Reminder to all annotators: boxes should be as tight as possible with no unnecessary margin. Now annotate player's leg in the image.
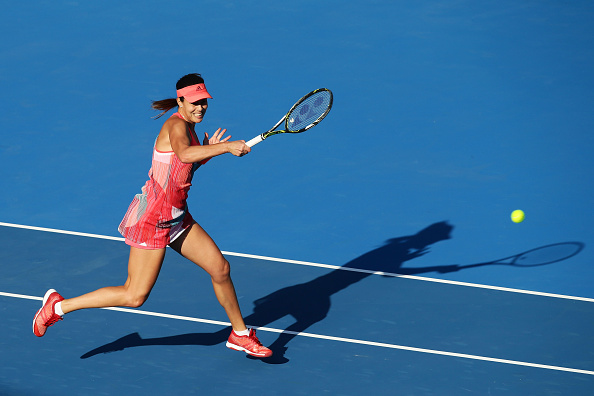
[61,246,166,312]
[169,222,272,357]
[34,247,166,337]
[169,222,245,330]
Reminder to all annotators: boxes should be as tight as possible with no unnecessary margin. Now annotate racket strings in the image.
[287,90,332,132]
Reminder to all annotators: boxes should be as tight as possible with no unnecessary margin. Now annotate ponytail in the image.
[151,98,179,119]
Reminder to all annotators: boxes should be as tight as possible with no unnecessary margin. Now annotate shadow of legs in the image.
[80,327,231,359]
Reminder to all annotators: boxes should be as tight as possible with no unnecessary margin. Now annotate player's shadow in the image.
[80,222,584,364]
[81,221,453,361]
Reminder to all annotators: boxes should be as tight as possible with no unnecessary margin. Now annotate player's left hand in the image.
[203,128,232,145]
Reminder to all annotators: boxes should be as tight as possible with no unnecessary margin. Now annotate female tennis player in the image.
[33,73,272,358]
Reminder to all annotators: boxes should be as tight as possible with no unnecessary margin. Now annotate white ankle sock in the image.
[54,301,64,316]
[234,328,250,336]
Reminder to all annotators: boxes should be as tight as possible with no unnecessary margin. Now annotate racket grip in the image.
[246,135,263,147]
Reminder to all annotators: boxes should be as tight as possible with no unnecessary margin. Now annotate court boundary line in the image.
[1,221,592,304]
[2,291,593,376]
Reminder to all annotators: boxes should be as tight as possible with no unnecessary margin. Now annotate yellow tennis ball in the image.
[511,210,525,223]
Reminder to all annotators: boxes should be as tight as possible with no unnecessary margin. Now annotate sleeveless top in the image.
[118,112,208,248]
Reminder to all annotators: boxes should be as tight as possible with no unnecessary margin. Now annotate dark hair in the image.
[151,73,205,119]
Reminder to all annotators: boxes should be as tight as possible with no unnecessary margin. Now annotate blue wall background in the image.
[1,0,593,298]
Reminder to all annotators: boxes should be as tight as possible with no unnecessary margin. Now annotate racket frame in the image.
[246,88,333,147]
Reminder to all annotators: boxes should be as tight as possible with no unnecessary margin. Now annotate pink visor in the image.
[176,83,212,102]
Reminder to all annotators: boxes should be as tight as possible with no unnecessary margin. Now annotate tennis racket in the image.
[246,88,333,147]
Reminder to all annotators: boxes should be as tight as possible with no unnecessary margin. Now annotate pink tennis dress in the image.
[118,113,208,249]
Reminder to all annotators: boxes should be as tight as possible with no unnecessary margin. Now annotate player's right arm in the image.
[158,117,249,163]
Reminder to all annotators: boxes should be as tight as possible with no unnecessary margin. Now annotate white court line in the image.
[0,222,124,242]
[2,221,593,303]
[3,291,593,376]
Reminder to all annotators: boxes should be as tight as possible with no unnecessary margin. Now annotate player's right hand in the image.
[228,140,251,157]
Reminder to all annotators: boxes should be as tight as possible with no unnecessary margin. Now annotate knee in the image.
[210,259,231,284]
[124,292,150,308]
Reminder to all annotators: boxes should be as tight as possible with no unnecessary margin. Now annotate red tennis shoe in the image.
[33,289,64,337]
[226,329,272,358]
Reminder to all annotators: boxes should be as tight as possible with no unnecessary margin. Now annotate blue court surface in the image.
[1,1,594,395]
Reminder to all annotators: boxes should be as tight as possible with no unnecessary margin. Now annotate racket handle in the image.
[246,135,263,147]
